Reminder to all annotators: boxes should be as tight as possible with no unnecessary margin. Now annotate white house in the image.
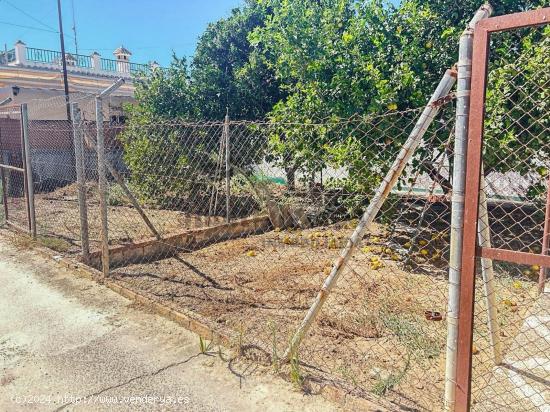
[0,41,160,120]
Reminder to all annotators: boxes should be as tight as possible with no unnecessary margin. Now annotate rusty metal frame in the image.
[454,7,550,412]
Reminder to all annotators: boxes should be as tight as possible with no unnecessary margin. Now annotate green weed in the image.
[199,336,212,354]
[269,321,280,372]
[289,353,304,388]
[37,235,71,253]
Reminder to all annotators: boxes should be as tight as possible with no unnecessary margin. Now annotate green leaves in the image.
[124,0,548,209]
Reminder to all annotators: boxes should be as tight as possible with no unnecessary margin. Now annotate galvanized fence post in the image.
[225,112,231,223]
[20,103,36,239]
[80,133,161,241]
[445,5,494,410]
[0,167,8,222]
[95,97,109,276]
[70,102,90,261]
[454,19,491,412]
[445,30,473,411]
[477,169,501,365]
[0,97,12,224]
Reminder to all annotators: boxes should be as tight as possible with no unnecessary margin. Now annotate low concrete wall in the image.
[86,215,271,270]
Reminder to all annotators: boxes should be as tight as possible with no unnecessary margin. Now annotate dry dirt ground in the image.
[0,233,341,412]
[4,184,226,254]
[107,223,540,411]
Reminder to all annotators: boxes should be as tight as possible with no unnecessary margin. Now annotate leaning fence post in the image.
[94,78,125,276]
[70,102,90,261]
[478,169,502,365]
[445,5,493,411]
[81,133,161,240]
[95,96,109,276]
[225,112,231,223]
[283,68,457,361]
[20,103,36,239]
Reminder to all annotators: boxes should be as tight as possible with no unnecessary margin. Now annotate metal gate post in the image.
[445,6,492,409]
[0,98,11,222]
[20,103,36,239]
[454,21,489,412]
[94,78,125,276]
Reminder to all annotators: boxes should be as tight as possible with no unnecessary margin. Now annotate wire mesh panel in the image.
[461,14,550,412]
[24,96,80,252]
[23,94,113,254]
[0,106,28,232]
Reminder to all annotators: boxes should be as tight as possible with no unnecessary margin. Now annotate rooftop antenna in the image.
[71,0,78,55]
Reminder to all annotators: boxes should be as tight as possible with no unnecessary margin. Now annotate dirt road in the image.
[0,235,337,411]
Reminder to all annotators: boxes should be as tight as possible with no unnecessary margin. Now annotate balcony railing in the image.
[130,61,152,74]
[100,57,152,75]
[2,45,162,77]
[26,47,93,69]
[100,57,118,72]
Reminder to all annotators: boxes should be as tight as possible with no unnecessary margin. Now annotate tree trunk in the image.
[286,166,296,191]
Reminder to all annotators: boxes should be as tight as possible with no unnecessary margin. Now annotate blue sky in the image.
[0,0,245,66]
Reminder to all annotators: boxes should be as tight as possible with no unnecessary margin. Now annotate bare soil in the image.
[4,183,226,253]
[107,222,538,411]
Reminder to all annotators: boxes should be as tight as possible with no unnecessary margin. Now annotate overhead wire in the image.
[1,0,58,32]
[0,0,76,41]
[0,20,57,33]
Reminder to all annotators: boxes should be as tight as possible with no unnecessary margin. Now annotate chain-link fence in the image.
[1,7,548,412]
[108,105,456,411]
[3,79,547,411]
[11,93,122,253]
[8,89,457,409]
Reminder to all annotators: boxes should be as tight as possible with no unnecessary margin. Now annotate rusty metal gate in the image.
[0,104,35,237]
[456,7,550,412]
